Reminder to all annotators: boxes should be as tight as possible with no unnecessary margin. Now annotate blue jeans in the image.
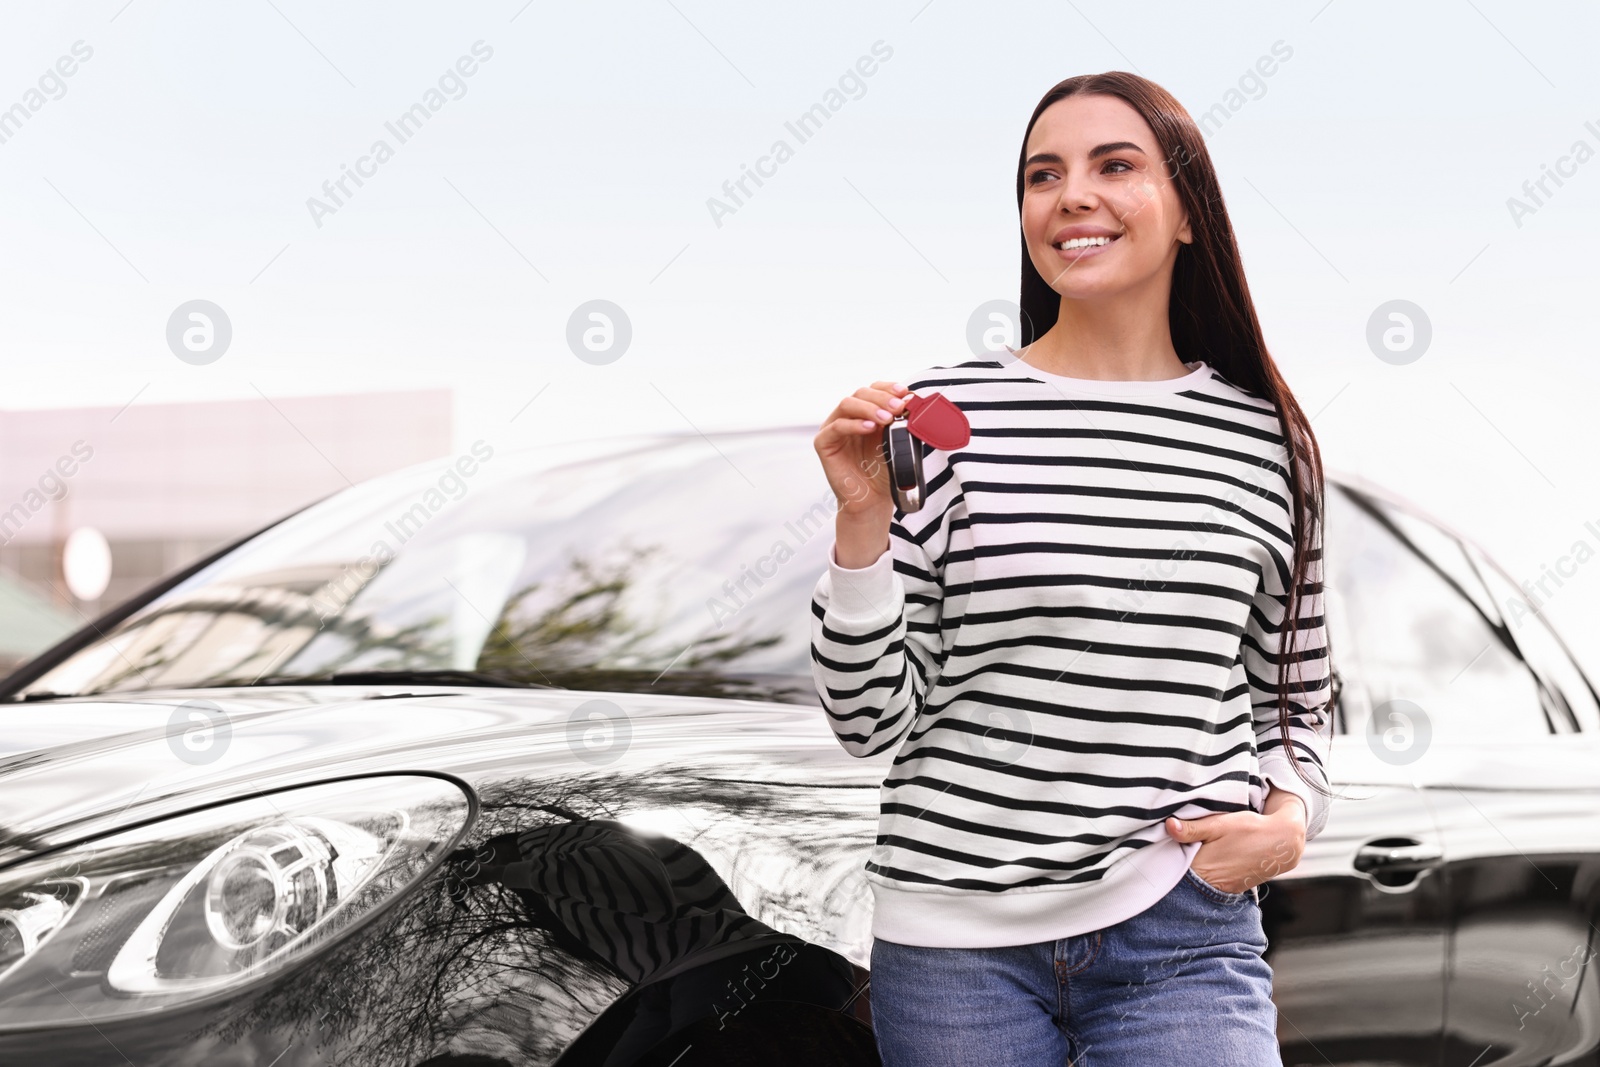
[868,868,1280,1066]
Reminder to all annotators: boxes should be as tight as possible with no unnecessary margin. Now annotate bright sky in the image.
[3,1,1599,664]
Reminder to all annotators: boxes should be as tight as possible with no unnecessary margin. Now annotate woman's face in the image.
[1020,93,1192,301]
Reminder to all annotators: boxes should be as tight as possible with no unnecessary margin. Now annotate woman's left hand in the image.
[1164,790,1307,894]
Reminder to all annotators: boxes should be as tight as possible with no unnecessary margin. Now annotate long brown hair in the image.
[1014,72,1338,812]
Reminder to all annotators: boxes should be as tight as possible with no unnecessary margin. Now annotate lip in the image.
[1050,225,1123,244]
[1049,232,1122,263]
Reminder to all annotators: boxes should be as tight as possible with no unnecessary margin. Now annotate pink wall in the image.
[0,389,452,545]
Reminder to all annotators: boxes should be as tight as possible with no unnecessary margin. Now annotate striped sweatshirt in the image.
[809,351,1334,949]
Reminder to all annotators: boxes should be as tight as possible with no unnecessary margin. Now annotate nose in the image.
[1056,163,1096,213]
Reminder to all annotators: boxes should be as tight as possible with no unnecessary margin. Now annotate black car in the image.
[0,427,1596,1066]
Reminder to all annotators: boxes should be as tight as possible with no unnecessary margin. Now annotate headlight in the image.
[0,774,472,1029]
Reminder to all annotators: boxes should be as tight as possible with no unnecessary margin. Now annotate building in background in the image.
[0,571,77,673]
[0,389,452,673]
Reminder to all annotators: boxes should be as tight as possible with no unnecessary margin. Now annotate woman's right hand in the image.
[815,380,911,566]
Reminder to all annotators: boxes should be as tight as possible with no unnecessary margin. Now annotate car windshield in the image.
[11,431,842,706]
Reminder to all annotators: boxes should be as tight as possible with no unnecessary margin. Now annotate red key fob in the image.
[903,392,971,450]
[880,391,969,512]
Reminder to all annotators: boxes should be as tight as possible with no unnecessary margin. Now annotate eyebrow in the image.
[1024,141,1146,168]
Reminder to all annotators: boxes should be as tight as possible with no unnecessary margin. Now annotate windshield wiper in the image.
[251,669,562,690]
[6,669,563,702]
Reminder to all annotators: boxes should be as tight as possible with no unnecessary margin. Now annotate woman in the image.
[809,71,1337,1066]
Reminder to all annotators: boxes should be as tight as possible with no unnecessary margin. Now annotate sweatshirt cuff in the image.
[822,542,902,623]
[1260,755,1328,841]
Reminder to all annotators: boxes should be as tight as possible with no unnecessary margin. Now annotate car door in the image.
[1390,519,1600,1067]
[1271,482,1449,1066]
[1329,488,1600,1066]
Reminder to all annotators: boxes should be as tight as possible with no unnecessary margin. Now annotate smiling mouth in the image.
[1051,234,1122,251]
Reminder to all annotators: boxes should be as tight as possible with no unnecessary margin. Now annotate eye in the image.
[1026,169,1057,186]
[1103,160,1133,174]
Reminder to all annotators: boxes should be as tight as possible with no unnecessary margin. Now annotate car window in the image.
[14,434,836,706]
[1382,506,1505,630]
[1324,486,1550,742]
[1379,498,1593,735]
[1461,539,1600,734]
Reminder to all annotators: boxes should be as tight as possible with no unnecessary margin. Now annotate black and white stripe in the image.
[488,818,781,986]
[810,354,1333,947]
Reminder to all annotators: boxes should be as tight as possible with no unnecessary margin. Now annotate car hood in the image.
[0,685,868,867]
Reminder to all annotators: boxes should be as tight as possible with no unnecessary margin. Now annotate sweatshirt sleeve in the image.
[1246,502,1335,842]
[809,439,957,759]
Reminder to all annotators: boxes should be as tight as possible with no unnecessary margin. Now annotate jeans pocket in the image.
[1183,866,1251,905]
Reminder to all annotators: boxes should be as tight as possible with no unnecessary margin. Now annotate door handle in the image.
[1353,838,1443,874]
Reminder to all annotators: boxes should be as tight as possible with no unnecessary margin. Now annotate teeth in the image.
[1054,236,1116,250]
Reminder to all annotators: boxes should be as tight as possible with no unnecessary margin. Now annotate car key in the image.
[880,391,971,512]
